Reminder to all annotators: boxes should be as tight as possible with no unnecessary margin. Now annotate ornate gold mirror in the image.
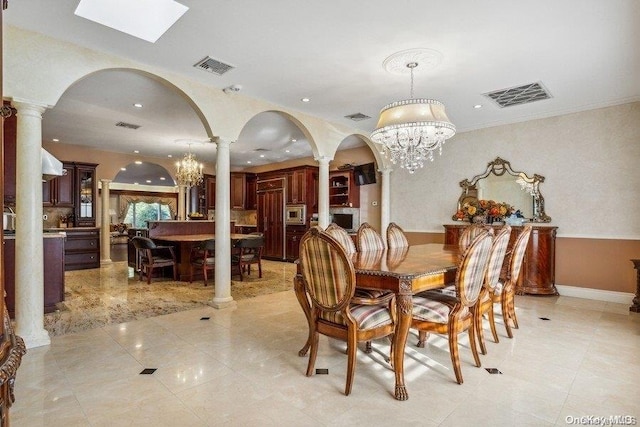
[453,157,551,223]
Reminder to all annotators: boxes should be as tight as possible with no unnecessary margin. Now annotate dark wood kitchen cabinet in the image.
[285,226,306,261]
[230,172,246,210]
[2,100,15,203]
[74,163,98,227]
[42,162,74,207]
[64,228,100,270]
[245,173,257,210]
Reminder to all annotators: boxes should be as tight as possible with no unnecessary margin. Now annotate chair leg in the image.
[305,330,319,377]
[258,261,262,278]
[468,321,481,368]
[448,329,463,385]
[416,330,428,348]
[488,305,499,343]
[189,264,194,284]
[203,266,208,286]
[502,292,514,339]
[147,267,153,284]
[172,264,177,281]
[138,266,143,281]
[475,307,487,355]
[239,263,244,281]
[345,330,358,396]
[510,293,519,329]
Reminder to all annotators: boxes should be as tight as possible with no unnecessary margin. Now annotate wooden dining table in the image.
[152,233,262,281]
[294,243,460,401]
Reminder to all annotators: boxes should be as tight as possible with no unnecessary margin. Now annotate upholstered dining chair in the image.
[356,222,385,252]
[298,227,396,396]
[494,225,532,338]
[473,225,511,354]
[411,231,493,384]
[325,223,357,255]
[386,222,409,249]
[131,236,177,284]
[231,236,265,281]
[459,224,494,253]
[189,238,215,286]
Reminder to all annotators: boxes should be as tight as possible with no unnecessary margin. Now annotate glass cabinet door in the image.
[75,164,98,227]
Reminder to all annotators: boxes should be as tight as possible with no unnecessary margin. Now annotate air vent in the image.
[345,113,371,121]
[115,121,141,130]
[194,56,234,75]
[254,148,270,152]
[484,82,551,108]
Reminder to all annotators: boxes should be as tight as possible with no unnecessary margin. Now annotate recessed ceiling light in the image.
[259,154,265,158]
[159,177,166,180]
[474,104,483,109]
[74,0,189,43]
[167,154,172,158]
[247,161,252,164]
[285,150,290,153]
[145,180,152,183]
[120,167,127,171]
[301,98,310,103]
[133,150,139,153]
[291,139,297,142]
[52,138,59,142]
[133,103,143,108]
[134,182,139,185]
[134,161,142,165]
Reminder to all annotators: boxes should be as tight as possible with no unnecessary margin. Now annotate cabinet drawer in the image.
[65,237,99,251]
[65,252,100,268]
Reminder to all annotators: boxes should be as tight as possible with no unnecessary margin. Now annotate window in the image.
[124,202,172,228]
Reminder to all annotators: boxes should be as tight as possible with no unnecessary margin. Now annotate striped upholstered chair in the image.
[298,228,396,396]
[325,223,357,255]
[473,225,511,354]
[386,222,409,249]
[411,230,493,384]
[493,225,532,338]
[459,224,494,253]
[356,222,385,252]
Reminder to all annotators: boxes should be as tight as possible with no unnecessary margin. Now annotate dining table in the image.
[152,233,262,281]
[294,243,460,401]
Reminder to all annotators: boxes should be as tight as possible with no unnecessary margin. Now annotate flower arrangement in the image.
[454,199,512,223]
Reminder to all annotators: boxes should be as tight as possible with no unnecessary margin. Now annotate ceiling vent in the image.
[254,148,270,152]
[483,82,551,108]
[345,113,371,121]
[194,56,234,76]
[115,121,141,130]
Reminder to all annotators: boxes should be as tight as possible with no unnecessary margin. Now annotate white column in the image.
[100,179,112,264]
[379,167,392,235]
[212,139,236,309]
[315,156,331,229]
[13,100,50,348]
[177,185,186,220]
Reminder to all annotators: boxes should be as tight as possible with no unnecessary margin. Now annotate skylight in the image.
[74,0,188,43]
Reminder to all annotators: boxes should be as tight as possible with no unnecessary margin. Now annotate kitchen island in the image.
[4,232,66,316]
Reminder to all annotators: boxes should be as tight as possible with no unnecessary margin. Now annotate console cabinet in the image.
[443,224,558,295]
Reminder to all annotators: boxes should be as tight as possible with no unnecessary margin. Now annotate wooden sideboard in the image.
[444,224,558,295]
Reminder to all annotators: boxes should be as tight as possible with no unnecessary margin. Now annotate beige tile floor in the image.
[12,267,640,426]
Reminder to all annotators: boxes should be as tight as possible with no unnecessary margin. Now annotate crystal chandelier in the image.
[175,148,203,187]
[371,57,456,174]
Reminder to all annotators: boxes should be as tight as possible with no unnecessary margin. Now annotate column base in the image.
[100,258,113,265]
[19,329,51,349]
[210,298,237,310]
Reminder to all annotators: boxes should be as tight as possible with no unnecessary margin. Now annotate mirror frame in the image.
[453,157,551,223]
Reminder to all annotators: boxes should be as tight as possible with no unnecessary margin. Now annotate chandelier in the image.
[371,52,456,173]
[175,148,203,187]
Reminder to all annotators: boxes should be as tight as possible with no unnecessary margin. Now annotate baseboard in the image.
[556,285,634,304]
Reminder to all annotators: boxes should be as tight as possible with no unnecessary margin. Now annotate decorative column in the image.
[212,139,236,309]
[379,167,392,236]
[177,184,186,220]
[13,100,50,348]
[315,156,331,229]
[100,179,112,264]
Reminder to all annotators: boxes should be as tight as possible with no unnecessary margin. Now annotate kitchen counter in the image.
[4,232,66,239]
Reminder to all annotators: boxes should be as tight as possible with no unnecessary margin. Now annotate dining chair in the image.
[493,225,532,338]
[325,223,356,254]
[411,230,493,384]
[473,225,511,354]
[298,227,396,396]
[131,236,177,284]
[189,238,215,286]
[459,223,494,253]
[356,222,385,252]
[231,236,265,281]
[386,222,409,249]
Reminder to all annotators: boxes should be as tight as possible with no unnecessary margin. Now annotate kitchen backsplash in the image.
[43,207,73,228]
[209,209,257,226]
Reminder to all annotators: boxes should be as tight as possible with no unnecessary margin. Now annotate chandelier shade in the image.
[371,55,456,173]
[175,152,203,187]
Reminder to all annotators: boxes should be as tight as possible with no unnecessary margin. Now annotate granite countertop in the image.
[5,232,66,240]
[235,224,257,227]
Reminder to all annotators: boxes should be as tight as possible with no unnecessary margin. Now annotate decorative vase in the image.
[472,215,487,224]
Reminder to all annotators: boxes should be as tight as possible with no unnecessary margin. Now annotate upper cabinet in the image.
[43,162,74,207]
[74,163,98,227]
[202,173,257,211]
[245,173,257,210]
[286,169,307,205]
[230,172,246,210]
[329,170,360,208]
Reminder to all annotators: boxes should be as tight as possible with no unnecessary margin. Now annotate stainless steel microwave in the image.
[285,205,306,225]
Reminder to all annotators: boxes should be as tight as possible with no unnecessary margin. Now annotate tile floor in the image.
[13,278,640,426]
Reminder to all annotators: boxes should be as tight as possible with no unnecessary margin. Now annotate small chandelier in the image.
[175,146,203,187]
[371,52,456,173]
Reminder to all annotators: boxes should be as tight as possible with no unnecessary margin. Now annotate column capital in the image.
[12,99,49,118]
[314,155,332,165]
[378,166,393,175]
[214,138,233,148]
